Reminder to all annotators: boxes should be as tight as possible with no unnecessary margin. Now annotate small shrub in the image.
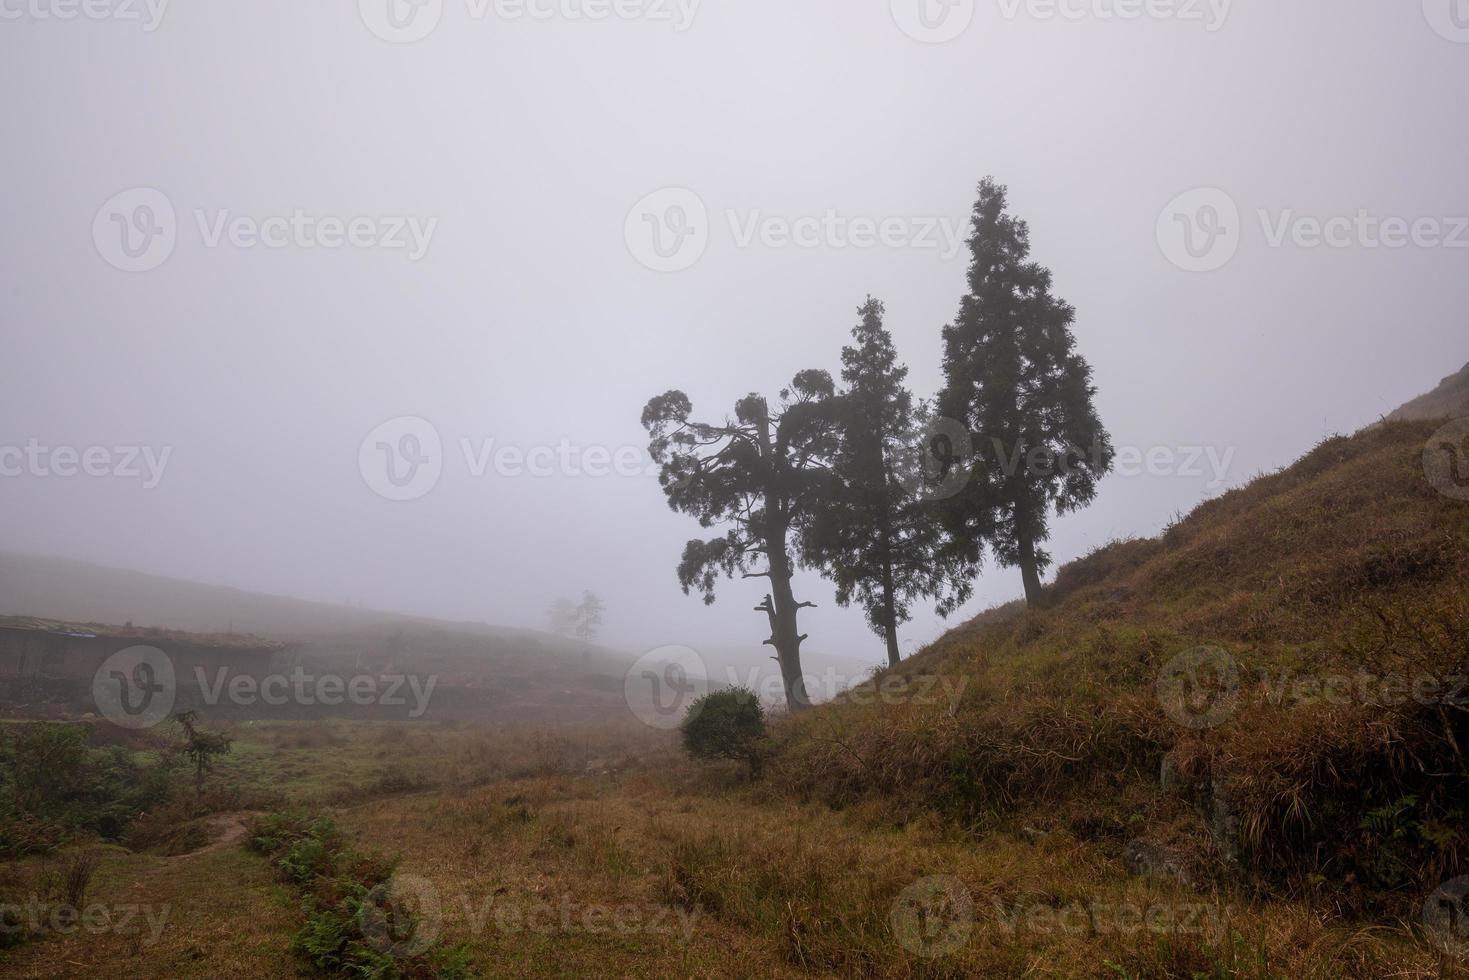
[680,688,766,776]
[173,711,233,793]
[56,849,99,912]
[0,723,176,856]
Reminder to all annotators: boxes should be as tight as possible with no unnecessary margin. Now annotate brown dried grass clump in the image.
[769,418,1469,919]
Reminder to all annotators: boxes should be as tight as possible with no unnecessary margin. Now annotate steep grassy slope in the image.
[767,417,1468,916]
[1389,361,1469,421]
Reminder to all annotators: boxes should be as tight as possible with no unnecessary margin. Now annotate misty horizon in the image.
[3,1,1466,665]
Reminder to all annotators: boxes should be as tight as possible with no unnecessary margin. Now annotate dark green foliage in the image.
[937,177,1113,605]
[173,710,233,793]
[0,723,174,856]
[804,297,980,665]
[249,810,473,978]
[681,688,766,775]
[643,375,841,710]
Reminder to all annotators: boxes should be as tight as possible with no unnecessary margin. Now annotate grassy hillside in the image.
[752,418,1466,948]
[1389,361,1469,421]
[4,418,1465,979]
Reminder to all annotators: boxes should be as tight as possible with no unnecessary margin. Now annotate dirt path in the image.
[169,811,263,860]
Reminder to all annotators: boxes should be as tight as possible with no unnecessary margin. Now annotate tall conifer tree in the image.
[806,298,976,666]
[938,179,1113,606]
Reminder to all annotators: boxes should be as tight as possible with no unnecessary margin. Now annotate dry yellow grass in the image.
[3,418,1465,978]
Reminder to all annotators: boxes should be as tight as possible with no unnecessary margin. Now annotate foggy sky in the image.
[2,1,1466,672]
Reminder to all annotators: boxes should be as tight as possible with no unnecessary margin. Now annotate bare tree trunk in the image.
[767,550,812,712]
[1017,533,1044,608]
[1011,478,1046,608]
[880,556,901,668]
[882,618,900,669]
[751,403,812,712]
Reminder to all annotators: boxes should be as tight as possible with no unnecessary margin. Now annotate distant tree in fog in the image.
[546,592,604,650]
[574,591,604,647]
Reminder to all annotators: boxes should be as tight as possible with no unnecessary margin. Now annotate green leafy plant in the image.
[173,710,233,793]
[680,688,766,776]
[249,810,474,978]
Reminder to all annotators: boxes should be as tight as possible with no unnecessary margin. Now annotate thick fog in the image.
[1,1,1466,670]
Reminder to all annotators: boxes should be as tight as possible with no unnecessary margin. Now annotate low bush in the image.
[248,810,473,978]
[680,688,766,776]
[0,723,175,856]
